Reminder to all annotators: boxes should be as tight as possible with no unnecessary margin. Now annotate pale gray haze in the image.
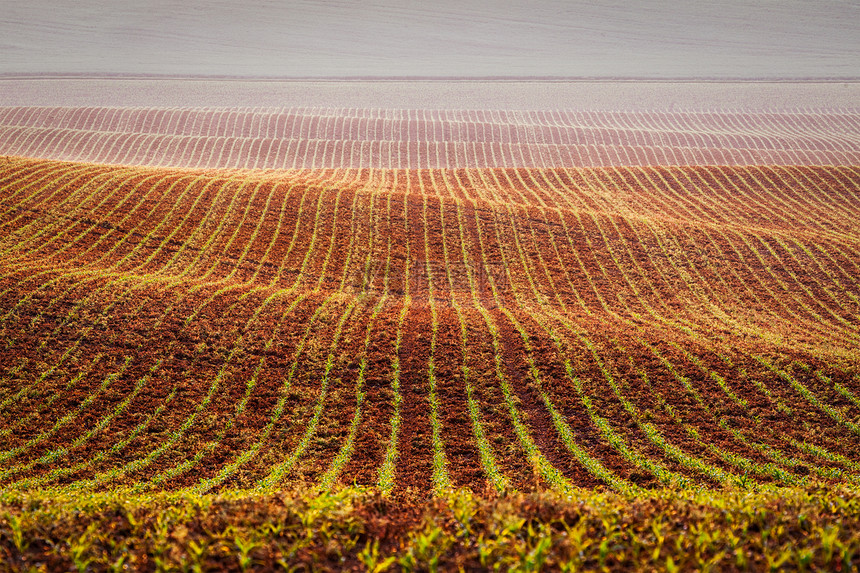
[1,0,859,78]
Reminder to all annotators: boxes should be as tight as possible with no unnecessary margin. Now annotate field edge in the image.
[2,485,860,571]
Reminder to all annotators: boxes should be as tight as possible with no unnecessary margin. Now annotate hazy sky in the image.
[1,1,858,77]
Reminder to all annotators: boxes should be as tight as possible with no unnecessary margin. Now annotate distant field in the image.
[2,1,858,77]
[1,96,859,569]
[2,105,859,168]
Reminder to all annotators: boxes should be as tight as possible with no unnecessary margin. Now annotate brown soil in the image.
[0,156,858,495]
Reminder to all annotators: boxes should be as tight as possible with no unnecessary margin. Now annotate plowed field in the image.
[2,155,859,500]
[3,106,859,169]
[1,102,860,569]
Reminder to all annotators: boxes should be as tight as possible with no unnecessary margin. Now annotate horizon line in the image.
[2,73,859,84]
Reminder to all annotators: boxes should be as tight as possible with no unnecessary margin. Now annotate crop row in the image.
[0,157,858,495]
[1,106,858,169]
[3,107,858,148]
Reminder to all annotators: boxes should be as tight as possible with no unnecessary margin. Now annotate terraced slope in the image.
[2,106,859,169]
[1,156,858,498]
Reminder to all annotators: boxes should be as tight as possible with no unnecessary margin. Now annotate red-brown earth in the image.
[0,156,858,498]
